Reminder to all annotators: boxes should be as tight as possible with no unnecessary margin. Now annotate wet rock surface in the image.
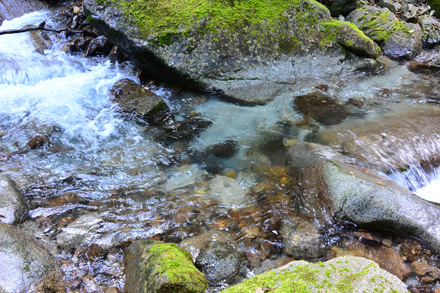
[0,223,64,292]
[124,240,207,292]
[110,78,171,125]
[0,0,48,24]
[0,175,28,225]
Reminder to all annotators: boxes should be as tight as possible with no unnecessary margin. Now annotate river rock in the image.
[294,92,348,125]
[179,231,235,261]
[0,0,48,24]
[412,259,440,282]
[84,0,379,105]
[0,223,64,292]
[418,15,440,47]
[280,216,325,259]
[124,240,207,292]
[110,78,171,125]
[223,255,408,292]
[323,160,440,253]
[0,175,28,225]
[378,0,402,13]
[347,5,422,59]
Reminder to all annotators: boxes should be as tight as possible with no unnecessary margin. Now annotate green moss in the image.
[144,243,207,291]
[106,0,330,47]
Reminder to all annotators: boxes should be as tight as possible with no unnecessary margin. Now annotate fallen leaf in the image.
[376,182,386,186]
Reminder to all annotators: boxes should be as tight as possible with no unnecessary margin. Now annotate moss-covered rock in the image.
[321,20,381,58]
[84,0,379,104]
[223,255,408,292]
[347,5,422,59]
[124,240,208,293]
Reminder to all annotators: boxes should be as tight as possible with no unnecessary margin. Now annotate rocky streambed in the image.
[2,0,440,292]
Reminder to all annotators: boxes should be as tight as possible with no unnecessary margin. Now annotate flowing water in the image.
[2,6,440,292]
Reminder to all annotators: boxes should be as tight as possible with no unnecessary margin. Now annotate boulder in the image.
[0,223,64,292]
[180,231,242,285]
[323,160,440,253]
[418,15,440,47]
[0,0,47,24]
[124,240,207,293]
[84,0,379,105]
[0,175,28,225]
[347,5,422,59]
[110,79,171,125]
[223,255,408,292]
[280,216,325,259]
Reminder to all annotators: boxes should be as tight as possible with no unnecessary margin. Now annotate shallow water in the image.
[2,7,440,292]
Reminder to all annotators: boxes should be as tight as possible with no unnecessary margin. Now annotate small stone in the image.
[400,239,422,263]
[294,92,347,125]
[412,259,440,282]
[87,243,104,260]
[0,130,7,138]
[105,287,120,293]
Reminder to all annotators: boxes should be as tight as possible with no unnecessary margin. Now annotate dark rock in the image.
[83,0,378,104]
[205,140,238,158]
[86,243,104,260]
[347,5,422,59]
[180,231,235,262]
[280,216,325,259]
[294,92,348,125]
[159,117,212,142]
[195,242,242,285]
[84,35,113,57]
[0,223,64,292]
[0,175,28,225]
[27,134,50,149]
[328,0,357,17]
[110,78,171,125]
[124,240,207,293]
[223,256,408,292]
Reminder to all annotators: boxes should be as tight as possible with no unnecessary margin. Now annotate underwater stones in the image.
[347,5,422,59]
[321,20,381,58]
[124,240,207,293]
[0,175,28,225]
[159,117,212,142]
[294,92,347,125]
[411,259,440,283]
[180,231,234,261]
[207,175,253,208]
[280,216,325,260]
[110,79,171,125]
[223,255,408,292]
[0,223,64,292]
[205,139,238,159]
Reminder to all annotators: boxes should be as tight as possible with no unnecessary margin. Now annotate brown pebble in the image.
[27,135,50,149]
[87,243,104,260]
[0,130,7,138]
[315,84,329,91]
[347,98,364,107]
[105,287,120,293]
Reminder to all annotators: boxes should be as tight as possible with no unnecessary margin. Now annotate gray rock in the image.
[56,212,104,249]
[195,241,242,285]
[124,240,207,293]
[347,5,422,59]
[378,0,402,13]
[0,175,28,225]
[281,216,325,259]
[180,231,234,262]
[418,15,440,47]
[0,223,64,292]
[323,160,440,253]
[223,255,408,292]
[0,0,47,24]
[83,0,378,105]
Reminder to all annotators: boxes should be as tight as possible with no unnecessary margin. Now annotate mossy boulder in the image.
[124,240,208,293]
[84,0,379,105]
[223,255,408,292]
[347,5,422,59]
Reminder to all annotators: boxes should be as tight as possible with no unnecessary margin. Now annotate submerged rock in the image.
[294,91,348,125]
[84,0,379,104]
[110,79,171,125]
[0,223,64,292]
[0,175,28,225]
[223,255,408,292]
[281,216,325,260]
[347,5,422,59]
[124,240,207,292]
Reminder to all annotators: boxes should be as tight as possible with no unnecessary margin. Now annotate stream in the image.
[2,4,440,293]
